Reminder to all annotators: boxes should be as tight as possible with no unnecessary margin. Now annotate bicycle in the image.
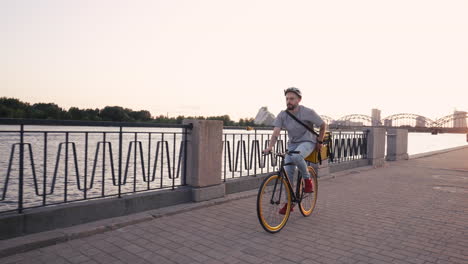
[257,150,318,233]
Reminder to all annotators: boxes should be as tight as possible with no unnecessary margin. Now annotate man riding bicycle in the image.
[263,87,326,214]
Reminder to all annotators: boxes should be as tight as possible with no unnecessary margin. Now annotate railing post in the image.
[386,128,409,161]
[118,126,122,198]
[18,124,24,213]
[254,129,257,176]
[84,132,88,199]
[43,132,48,205]
[64,133,69,203]
[183,127,188,186]
[182,119,224,202]
[367,127,386,167]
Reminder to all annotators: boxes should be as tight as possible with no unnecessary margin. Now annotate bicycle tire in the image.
[298,166,318,217]
[257,174,292,233]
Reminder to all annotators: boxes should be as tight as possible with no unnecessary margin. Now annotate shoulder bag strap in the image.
[285,110,323,164]
[285,110,320,137]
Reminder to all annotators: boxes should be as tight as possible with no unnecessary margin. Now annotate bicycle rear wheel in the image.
[299,166,318,217]
[257,174,292,233]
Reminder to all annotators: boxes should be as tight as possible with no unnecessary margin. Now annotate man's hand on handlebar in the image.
[263,147,273,155]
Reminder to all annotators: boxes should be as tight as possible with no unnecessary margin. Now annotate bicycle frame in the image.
[258,151,318,233]
[270,156,305,205]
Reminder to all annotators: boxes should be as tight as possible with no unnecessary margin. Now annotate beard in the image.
[287,103,297,110]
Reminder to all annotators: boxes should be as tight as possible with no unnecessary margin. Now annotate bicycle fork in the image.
[270,174,284,205]
[270,171,299,205]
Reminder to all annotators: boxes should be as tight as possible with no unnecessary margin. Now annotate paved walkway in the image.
[1,147,468,264]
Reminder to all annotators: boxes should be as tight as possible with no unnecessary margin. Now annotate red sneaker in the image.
[279,203,294,215]
[304,179,314,193]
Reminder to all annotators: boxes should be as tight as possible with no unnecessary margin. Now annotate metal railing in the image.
[330,130,368,163]
[222,127,288,181]
[0,119,191,214]
[221,127,368,180]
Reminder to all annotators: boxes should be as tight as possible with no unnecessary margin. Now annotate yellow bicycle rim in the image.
[258,175,291,232]
[299,167,318,216]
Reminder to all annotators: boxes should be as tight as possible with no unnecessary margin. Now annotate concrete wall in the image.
[329,159,370,173]
[0,188,192,240]
[310,160,330,178]
[225,173,271,195]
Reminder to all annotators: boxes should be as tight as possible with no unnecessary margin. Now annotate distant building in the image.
[371,109,382,126]
[453,111,467,128]
[384,119,392,127]
[254,107,275,126]
[415,116,426,127]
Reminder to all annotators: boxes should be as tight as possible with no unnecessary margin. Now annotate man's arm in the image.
[264,127,282,153]
[316,122,327,150]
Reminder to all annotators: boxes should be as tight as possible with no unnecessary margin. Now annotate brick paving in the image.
[1,148,467,264]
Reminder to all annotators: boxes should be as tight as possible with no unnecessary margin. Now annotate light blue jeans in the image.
[284,142,315,188]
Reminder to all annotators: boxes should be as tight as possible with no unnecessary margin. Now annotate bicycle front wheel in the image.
[299,166,318,217]
[257,174,292,233]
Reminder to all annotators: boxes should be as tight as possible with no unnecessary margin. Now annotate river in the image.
[408,132,467,155]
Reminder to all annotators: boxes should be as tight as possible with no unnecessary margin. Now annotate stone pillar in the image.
[386,128,409,161]
[182,119,225,202]
[367,128,386,167]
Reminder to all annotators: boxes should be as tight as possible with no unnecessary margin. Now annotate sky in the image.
[1,0,467,121]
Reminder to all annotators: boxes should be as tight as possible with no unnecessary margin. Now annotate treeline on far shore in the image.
[0,97,258,126]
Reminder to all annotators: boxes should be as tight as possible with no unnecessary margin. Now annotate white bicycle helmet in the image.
[284,87,302,98]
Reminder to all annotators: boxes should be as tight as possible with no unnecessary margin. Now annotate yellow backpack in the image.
[285,110,333,164]
[305,131,332,164]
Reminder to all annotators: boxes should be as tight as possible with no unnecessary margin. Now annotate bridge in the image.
[323,110,468,134]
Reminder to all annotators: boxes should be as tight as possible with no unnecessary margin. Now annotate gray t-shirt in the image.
[273,105,324,144]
